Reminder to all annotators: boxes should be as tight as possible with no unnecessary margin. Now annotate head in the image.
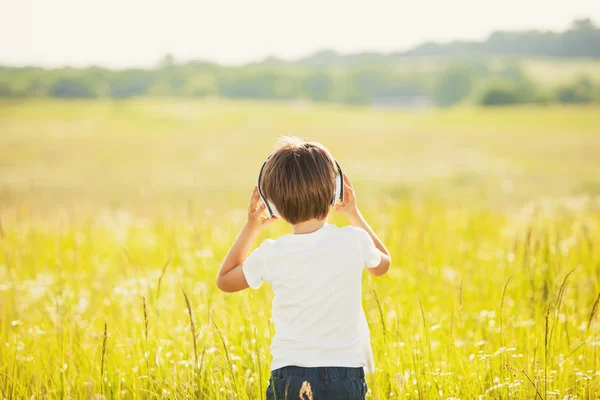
[259,137,339,225]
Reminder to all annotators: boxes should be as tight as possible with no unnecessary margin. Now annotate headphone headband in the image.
[257,155,344,219]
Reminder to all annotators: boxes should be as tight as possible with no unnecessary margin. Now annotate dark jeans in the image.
[266,366,367,400]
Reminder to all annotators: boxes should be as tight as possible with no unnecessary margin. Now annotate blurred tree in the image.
[0,82,12,97]
[185,72,218,96]
[49,77,97,98]
[434,65,473,106]
[498,64,538,103]
[479,86,521,106]
[110,70,152,98]
[303,72,334,102]
[556,76,596,103]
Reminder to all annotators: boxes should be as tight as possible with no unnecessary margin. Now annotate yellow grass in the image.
[1,99,599,398]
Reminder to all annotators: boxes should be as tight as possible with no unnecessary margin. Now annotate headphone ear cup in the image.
[257,157,277,218]
[333,159,344,205]
[333,173,343,205]
[259,194,279,218]
[269,202,280,218]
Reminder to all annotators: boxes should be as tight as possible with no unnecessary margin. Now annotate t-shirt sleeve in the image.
[242,241,271,289]
[355,228,382,268]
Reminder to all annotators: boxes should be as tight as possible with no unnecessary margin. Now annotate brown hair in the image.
[260,137,337,224]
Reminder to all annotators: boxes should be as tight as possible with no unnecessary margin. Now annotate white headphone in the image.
[256,155,344,219]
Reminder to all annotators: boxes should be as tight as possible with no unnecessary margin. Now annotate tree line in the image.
[0,19,599,107]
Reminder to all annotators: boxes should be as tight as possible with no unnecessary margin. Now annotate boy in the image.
[216,137,391,399]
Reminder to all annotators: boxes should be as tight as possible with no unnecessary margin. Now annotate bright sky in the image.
[1,0,598,68]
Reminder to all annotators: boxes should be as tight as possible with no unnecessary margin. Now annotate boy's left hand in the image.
[247,186,277,230]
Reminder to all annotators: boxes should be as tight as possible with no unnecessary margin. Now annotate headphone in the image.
[257,155,344,219]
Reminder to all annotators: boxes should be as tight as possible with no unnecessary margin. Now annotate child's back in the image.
[244,224,381,373]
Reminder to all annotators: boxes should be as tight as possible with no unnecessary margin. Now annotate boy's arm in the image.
[347,210,391,276]
[216,187,276,292]
[334,175,392,276]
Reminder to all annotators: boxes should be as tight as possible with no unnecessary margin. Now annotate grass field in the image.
[1,99,600,399]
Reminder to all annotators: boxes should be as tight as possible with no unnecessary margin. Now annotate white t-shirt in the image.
[242,223,381,374]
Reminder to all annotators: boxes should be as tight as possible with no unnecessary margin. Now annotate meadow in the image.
[1,99,600,399]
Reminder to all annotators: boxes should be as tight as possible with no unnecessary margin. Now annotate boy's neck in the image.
[292,218,327,235]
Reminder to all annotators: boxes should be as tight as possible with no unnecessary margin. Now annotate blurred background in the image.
[1,1,599,212]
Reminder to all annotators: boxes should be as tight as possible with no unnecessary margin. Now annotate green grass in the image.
[1,99,600,399]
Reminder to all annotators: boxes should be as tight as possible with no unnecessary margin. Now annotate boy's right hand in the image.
[247,186,277,231]
[333,174,360,220]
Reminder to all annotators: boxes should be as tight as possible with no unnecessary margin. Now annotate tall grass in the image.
[3,199,596,398]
